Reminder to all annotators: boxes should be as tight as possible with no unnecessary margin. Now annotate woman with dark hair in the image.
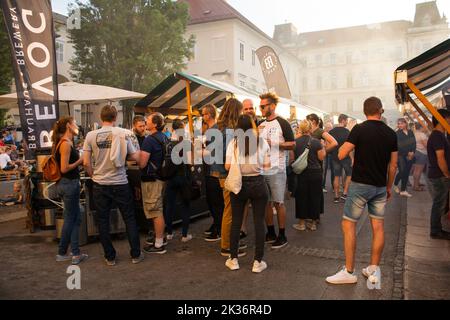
[393,118,416,197]
[225,114,270,273]
[53,117,87,265]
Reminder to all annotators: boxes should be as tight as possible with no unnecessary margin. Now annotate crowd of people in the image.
[48,92,450,285]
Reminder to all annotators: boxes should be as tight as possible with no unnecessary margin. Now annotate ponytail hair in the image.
[51,117,73,150]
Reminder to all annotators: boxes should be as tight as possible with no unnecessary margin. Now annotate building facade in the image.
[182,0,303,102]
[274,1,449,124]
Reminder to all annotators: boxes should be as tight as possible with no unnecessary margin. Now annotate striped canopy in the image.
[395,39,450,104]
[135,72,234,115]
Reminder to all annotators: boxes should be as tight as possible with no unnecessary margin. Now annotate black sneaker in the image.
[145,237,167,246]
[333,197,340,203]
[204,232,221,242]
[265,233,277,244]
[220,248,247,257]
[204,224,215,236]
[143,245,167,254]
[271,236,288,249]
[340,194,348,201]
[240,231,247,240]
[430,230,450,240]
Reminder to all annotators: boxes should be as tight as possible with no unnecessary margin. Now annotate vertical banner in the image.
[256,46,292,99]
[1,0,59,159]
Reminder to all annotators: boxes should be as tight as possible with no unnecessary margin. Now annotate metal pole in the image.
[185,80,194,137]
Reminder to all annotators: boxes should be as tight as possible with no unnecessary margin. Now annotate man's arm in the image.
[322,132,338,153]
[436,150,450,178]
[128,150,140,163]
[279,141,295,151]
[139,151,150,170]
[83,150,93,177]
[338,142,355,161]
[386,151,398,201]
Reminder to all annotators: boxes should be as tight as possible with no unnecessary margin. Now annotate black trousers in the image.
[205,176,224,234]
[230,175,269,262]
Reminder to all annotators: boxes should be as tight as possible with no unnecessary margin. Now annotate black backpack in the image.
[149,134,178,181]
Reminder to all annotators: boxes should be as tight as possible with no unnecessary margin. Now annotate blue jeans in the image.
[394,156,414,192]
[164,175,191,237]
[428,177,450,235]
[57,178,81,256]
[343,182,387,222]
[93,183,141,260]
[323,154,335,189]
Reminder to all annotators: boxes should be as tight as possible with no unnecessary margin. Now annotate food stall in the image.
[394,38,450,133]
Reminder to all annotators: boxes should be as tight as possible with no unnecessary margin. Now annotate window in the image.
[302,77,308,92]
[315,54,322,67]
[212,37,225,61]
[346,52,352,64]
[347,99,354,112]
[240,42,244,61]
[332,100,338,113]
[361,71,369,87]
[316,76,322,90]
[239,80,245,88]
[347,73,353,88]
[56,40,64,63]
[252,49,256,66]
[331,72,337,89]
[330,53,336,65]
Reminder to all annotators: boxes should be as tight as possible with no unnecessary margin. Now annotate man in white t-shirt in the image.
[0,147,18,171]
[83,105,142,266]
[258,92,295,249]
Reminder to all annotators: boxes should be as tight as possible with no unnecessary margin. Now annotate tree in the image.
[0,7,14,126]
[69,0,195,127]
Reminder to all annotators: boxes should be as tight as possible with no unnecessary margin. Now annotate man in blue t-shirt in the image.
[139,112,168,254]
[427,109,450,240]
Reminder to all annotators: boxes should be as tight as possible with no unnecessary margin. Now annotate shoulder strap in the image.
[52,138,70,156]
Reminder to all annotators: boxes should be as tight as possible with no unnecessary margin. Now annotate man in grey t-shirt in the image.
[83,105,142,266]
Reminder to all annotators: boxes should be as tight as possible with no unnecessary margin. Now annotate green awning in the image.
[135,72,233,115]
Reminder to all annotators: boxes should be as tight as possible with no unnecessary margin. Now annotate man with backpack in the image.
[139,112,174,254]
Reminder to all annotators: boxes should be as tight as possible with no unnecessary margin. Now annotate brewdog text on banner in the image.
[1,0,59,159]
[256,46,292,99]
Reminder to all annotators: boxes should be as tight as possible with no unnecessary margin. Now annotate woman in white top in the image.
[413,123,429,191]
[224,115,271,273]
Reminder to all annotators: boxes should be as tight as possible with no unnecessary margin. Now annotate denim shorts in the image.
[343,182,387,222]
[264,172,287,204]
[414,151,427,166]
[333,158,353,177]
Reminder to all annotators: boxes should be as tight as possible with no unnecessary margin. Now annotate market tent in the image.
[135,72,232,115]
[0,81,146,109]
[394,39,450,132]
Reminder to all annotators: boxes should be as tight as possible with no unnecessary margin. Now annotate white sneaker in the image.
[393,186,400,194]
[400,191,412,198]
[292,223,306,231]
[323,188,328,193]
[252,260,267,273]
[181,234,193,243]
[326,267,357,284]
[362,265,381,289]
[225,258,239,271]
[166,233,174,240]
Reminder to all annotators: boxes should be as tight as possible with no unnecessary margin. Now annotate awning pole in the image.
[406,80,450,134]
[185,80,194,138]
[407,95,433,131]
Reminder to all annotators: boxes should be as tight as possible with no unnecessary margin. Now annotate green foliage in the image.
[0,7,13,95]
[69,0,195,126]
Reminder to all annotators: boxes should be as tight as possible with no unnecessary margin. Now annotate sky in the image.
[52,0,450,36]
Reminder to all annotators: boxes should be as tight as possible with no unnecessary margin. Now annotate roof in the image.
[182,0,292,51]
[395,39,450,104]
[413,1,447,28]
[297,20,412,47]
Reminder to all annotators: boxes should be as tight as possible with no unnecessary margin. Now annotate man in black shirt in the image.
[326,97,398,286]
[329,114,352,203]
[427,109,450,240]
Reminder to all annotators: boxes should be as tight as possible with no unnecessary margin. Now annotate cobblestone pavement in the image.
[0,187,405,300]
